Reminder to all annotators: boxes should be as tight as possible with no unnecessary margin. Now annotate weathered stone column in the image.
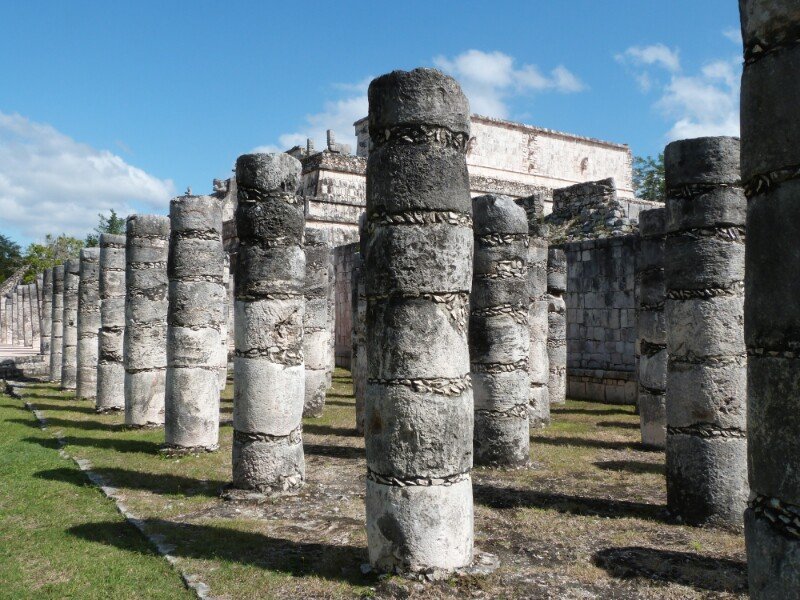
[303,228,330,417]
[0,293,6,344]
[76,248,101,400]
[4,294,12,344]
[364,69,474,573]
[12,286,22,345]
[352,213,368,434]
[524,218,550,427]
[327,258,336,387]
[547,248,567,405]
[49,266,64,382]
[471,194,530,467]
[664,136,747,529]
[40,269,53,357]
[637,208,667,449]
[217,254,230,390]
[31,279,42,349]
[740,2,800,594]
[96,234,127,412]
[231,152,306,493]
[22,284,32,347]
[164,194,225,452]
[61,259,80,389]
[124,215,170,427]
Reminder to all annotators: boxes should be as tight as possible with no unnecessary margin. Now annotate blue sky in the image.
[0,0,741,246]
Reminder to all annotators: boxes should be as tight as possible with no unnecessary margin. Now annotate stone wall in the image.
[563,235,638,404]
[333,242,358,369]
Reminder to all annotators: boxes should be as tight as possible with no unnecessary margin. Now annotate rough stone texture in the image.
[76,248,101,400]
[351,249,366,434]
[96,234,127,412]
[217,254,230,390]
[60,259,80,389]
[364,68,474,573]
[164,195,225,451]
[30,280,41,349]
[636,208,667,449]
[563,236,638,404]
[124,215,170,427]
[303,227,330,418]
[49,266,64,382]
[546,179,637,243]
[22,284,32,347]
[740,1,800,594]
[232,152,306,492]
[664,136,747,530]
[547,248,567,405]
[40,268,53,357]
[470,194,530,466]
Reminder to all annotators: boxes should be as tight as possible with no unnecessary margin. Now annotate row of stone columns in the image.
[0,282,43,347]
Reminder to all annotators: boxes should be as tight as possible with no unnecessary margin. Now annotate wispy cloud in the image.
[616,37,740,141]
[723,27,742,44]
[0,111,174,243]
[434,49,585,118]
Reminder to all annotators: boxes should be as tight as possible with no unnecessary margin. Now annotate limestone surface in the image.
[40,268,53,357]
[303,227,331,418]
[232,152,306,492]
[76,248,101,400]
[547,248,567,405]
[61,259,80,389]
[124,215,170,427]
[664,136,747,530]
[49,265,65,382]
[164,194,225,451]
[364,68,474,573]
[96,234,127,412]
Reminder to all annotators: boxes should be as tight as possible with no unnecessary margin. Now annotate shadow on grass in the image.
[36,467,226,498]
[594,460,664,475]
[7,417,124,432]
[324,401,355,408]
[534,436,654,452]
[596,421,639,430]
[69,519,371,585]
[304,443,364,460]
[24,435,161,454]
[25,401,98,414]
[593,546,747,593]
[303,423,360,438]
[553,407,632,417]
[473,484,668,522]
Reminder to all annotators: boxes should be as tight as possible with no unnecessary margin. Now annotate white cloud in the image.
[0,111,174,243]
[723,27,742,44]
[616,44,681,72]
[434,49,585,118]
[617,37,741,141]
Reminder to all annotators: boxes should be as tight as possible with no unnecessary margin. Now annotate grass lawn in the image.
[1,370,748,599]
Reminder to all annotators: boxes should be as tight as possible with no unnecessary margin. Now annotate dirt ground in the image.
[8,370,747,599]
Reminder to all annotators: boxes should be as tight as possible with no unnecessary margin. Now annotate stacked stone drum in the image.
[96,234,127,412]
[61,259,80,390]
[49,265,65,382]
[303,228,330,417]
[547,248,567,405]
[76,247,101,400]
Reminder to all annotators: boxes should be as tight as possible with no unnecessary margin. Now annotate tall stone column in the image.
[22,285,32,347]
[61,259,80,389]
[31,279,42,349]
[303,228,330,417]
[740,1,800,594]
[352,213,368,434]
[664,136,747,529]
[49,266,65,382]
[364,69,474,573]
[76,248,101,400]
[217,254,230,390]
[164,194,225,452]
[526,221,550,427]
[231,152,306,493]
[5,294,12,344]
[0,293,5,344]
[327,258,336,387]
[40,268,53,357]
[124,215,170,427]
[12,287,21,345]
[96,234,127,412]
[470,194,530,467]
[547,248,567,405]
[637,209,667,449]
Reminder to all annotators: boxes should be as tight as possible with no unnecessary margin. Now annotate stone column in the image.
[22,285,32,347]
[12,287,22,345]
[740,1,800,594]
[527,222,550,427]
[303,228,330,417]
[40,269,53,357]
[352,213,368,434]
[470,194,530,467]
[637,208,667,449]
[61,259,80,389]
[327,258,336,387]
[76,248,101,400]
[49,266,64,382]
[0,293,5,344]
[217,254,230,390]
[31,279,42,349]
[4,294,12,344]
[164,194,225,452]
[96,234,127,412]
[231,152,305,493]
[364,69,474,573]
[664,136,747,529]
[124,215,170,427]
[547,248,567,405]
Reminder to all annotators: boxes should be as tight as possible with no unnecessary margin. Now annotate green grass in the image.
[0,392,192,600]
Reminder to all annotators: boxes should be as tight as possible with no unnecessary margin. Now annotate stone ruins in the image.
[2,4,799,588]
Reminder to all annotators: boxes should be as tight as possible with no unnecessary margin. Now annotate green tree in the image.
[0,233,23,282]
[21,234,85,282]
[633,153,665,201]
[85,209,128,247]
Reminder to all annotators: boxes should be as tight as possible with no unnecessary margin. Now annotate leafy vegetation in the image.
[633,153,665,201]
[0,233,23,281]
